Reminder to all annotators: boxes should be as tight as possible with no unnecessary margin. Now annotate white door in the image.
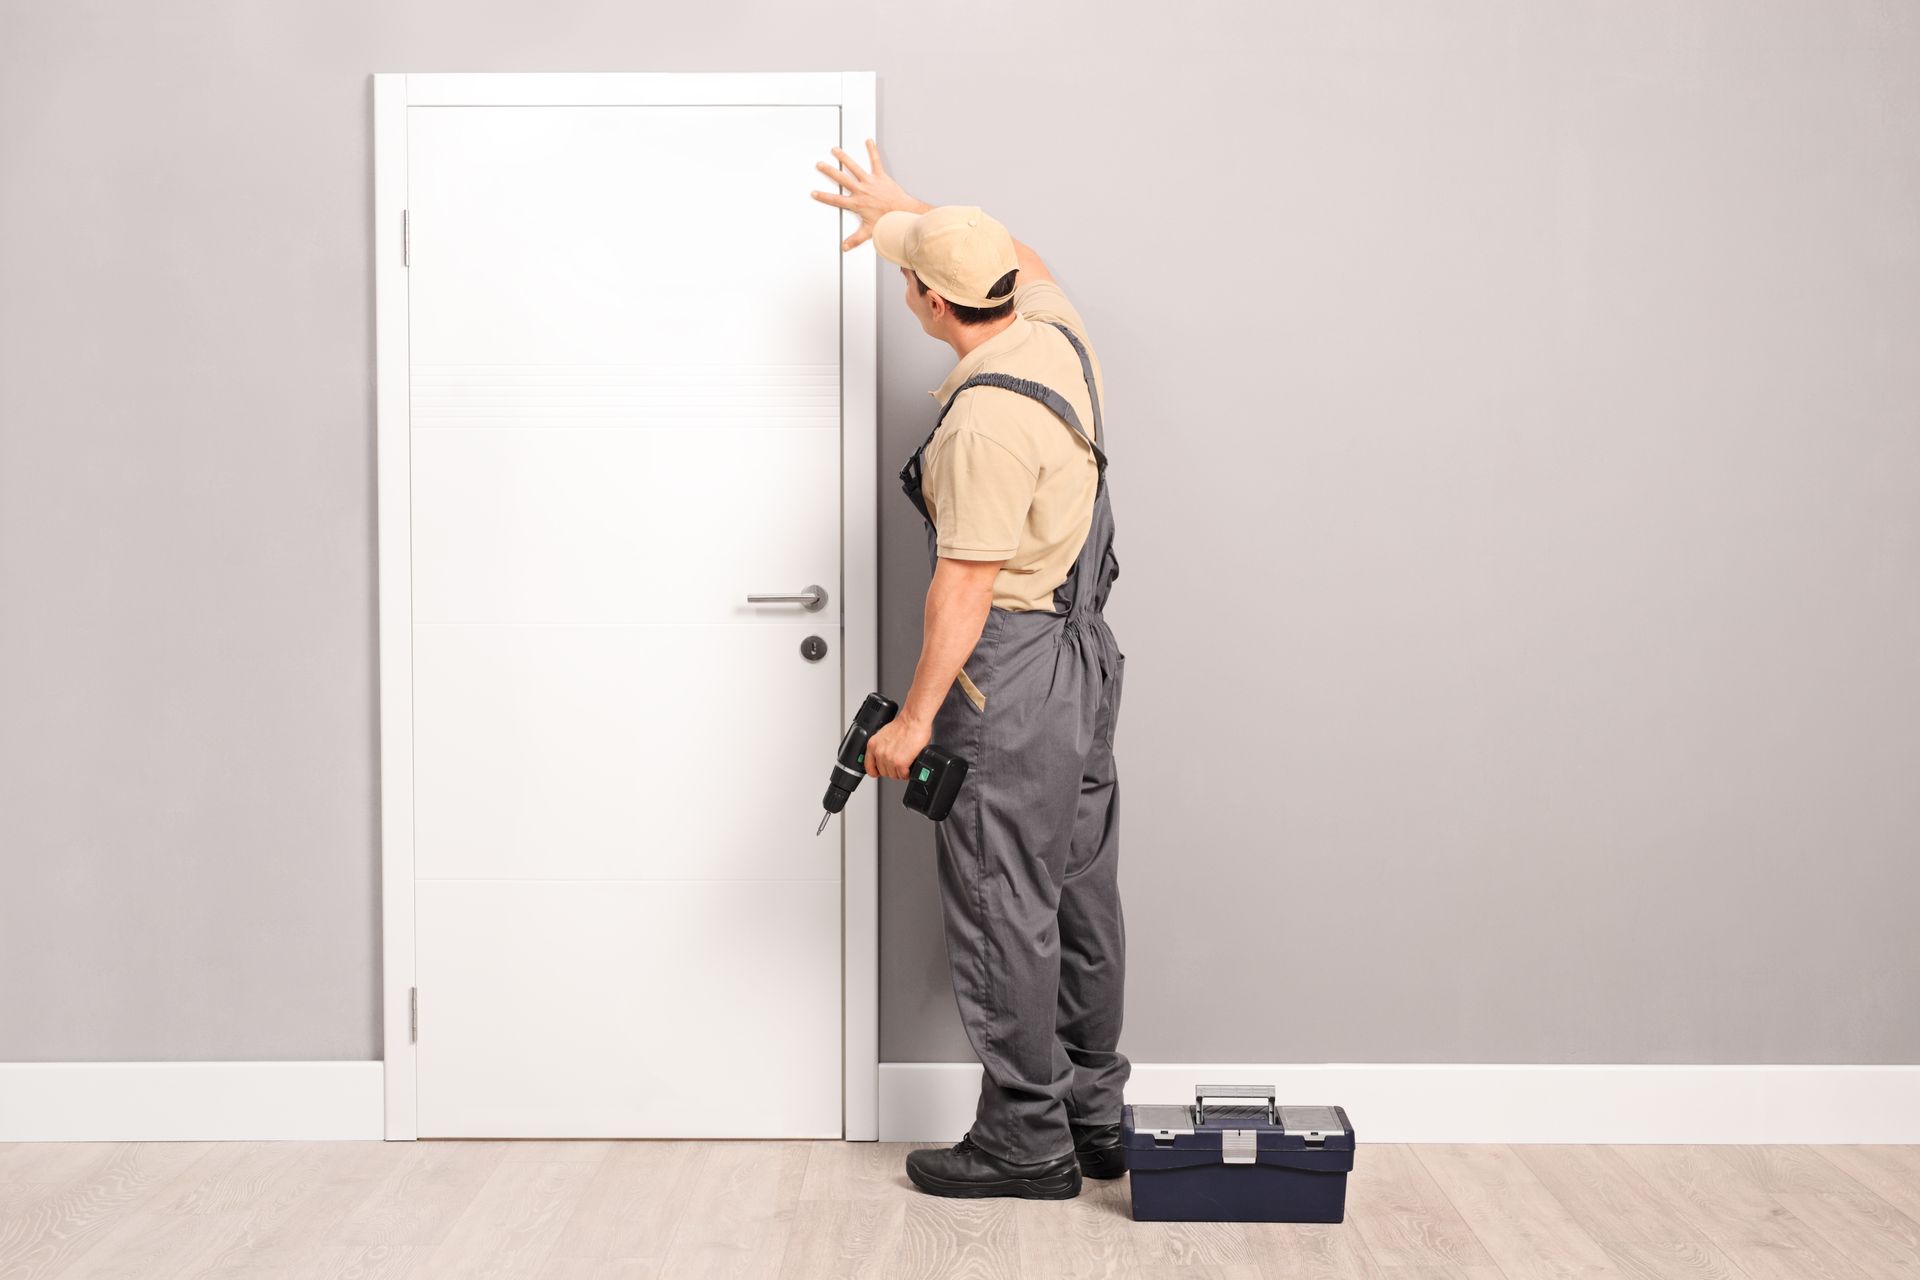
[399,100,847,1137]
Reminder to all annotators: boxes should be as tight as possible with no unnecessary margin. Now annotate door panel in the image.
[412,621,841,882]
[416,878,842,1138]
[408,105,841,364]
[405,102,845,1136]
[410,424,840,625]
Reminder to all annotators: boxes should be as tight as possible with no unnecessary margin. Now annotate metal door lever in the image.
[747,584,828,612]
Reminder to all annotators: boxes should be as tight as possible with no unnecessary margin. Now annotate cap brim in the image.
[871,209,919,268]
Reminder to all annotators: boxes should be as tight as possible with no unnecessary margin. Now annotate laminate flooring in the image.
[3,1140,1917,1279]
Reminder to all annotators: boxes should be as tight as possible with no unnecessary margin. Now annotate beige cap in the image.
[872,205,1019,309]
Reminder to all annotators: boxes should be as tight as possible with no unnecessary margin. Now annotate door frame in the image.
[371,71,880,1141]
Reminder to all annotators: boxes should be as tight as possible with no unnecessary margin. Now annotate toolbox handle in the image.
[1195,1083,1277,1126]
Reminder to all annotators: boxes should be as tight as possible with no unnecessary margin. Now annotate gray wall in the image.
[2,1,1915,1065]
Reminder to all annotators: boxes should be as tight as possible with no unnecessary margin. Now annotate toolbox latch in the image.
[1221,1129,1257,1164]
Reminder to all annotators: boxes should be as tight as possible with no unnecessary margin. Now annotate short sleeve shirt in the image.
[920,279,1106,613]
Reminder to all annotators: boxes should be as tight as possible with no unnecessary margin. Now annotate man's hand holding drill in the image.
[864,712,933,781]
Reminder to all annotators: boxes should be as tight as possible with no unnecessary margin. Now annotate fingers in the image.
[832,145,870,184]
[811,147,882,256]
[862,727,912,780]
[815,159,859,190]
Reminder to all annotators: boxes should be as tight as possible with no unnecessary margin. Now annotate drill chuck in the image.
[821,762,865,815]
[820,693,899,816]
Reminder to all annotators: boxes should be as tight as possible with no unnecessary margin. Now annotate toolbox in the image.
[1122,1085,1355,1223]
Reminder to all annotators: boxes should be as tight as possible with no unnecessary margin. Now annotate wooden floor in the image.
[2,1140,1918,1279]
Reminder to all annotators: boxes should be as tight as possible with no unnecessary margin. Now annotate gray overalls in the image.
[899,320,1129,1165]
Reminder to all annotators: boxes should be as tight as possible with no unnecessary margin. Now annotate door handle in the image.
[747,584,828,613]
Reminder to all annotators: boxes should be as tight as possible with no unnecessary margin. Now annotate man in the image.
[811,141,1128,1200]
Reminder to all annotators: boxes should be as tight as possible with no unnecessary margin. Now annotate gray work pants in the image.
[929,604,1129,1165]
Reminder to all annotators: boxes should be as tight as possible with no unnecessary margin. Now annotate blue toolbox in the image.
[1122,1085,1355,1223]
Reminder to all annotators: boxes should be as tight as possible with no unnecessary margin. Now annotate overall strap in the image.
[937,372,1109,473]
[1041,321,1104,452]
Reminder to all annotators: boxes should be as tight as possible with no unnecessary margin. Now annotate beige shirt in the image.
[921,278,1107,613]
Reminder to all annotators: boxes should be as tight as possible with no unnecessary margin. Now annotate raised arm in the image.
[1012,238,1053,286]
[813,137,1052,279]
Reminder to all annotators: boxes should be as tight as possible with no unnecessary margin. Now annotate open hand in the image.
[810,138,930,252]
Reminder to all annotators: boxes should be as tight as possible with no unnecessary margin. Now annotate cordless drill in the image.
[817,692,970,834]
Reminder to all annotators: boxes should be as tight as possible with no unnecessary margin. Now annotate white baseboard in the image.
[10,1060,1913,1144]
[0,1061,385,1141]
[879,1062,1920,1144]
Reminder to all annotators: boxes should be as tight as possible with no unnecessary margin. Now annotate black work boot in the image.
[904,1133,1082,1200]
[1071,1120,1128,1180]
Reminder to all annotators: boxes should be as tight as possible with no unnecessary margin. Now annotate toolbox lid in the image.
[1121,1090,1356,1161]
[1278,1106,1347,1144]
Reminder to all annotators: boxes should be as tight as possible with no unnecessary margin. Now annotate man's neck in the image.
[944,312,1018,362]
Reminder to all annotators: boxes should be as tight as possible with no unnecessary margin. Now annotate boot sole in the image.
[906,1162,1082,1200]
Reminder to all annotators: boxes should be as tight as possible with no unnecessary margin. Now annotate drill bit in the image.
[816,811,832,836]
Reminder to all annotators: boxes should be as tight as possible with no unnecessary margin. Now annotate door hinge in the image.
[401,209,410,267]
[409,986,418,1042]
